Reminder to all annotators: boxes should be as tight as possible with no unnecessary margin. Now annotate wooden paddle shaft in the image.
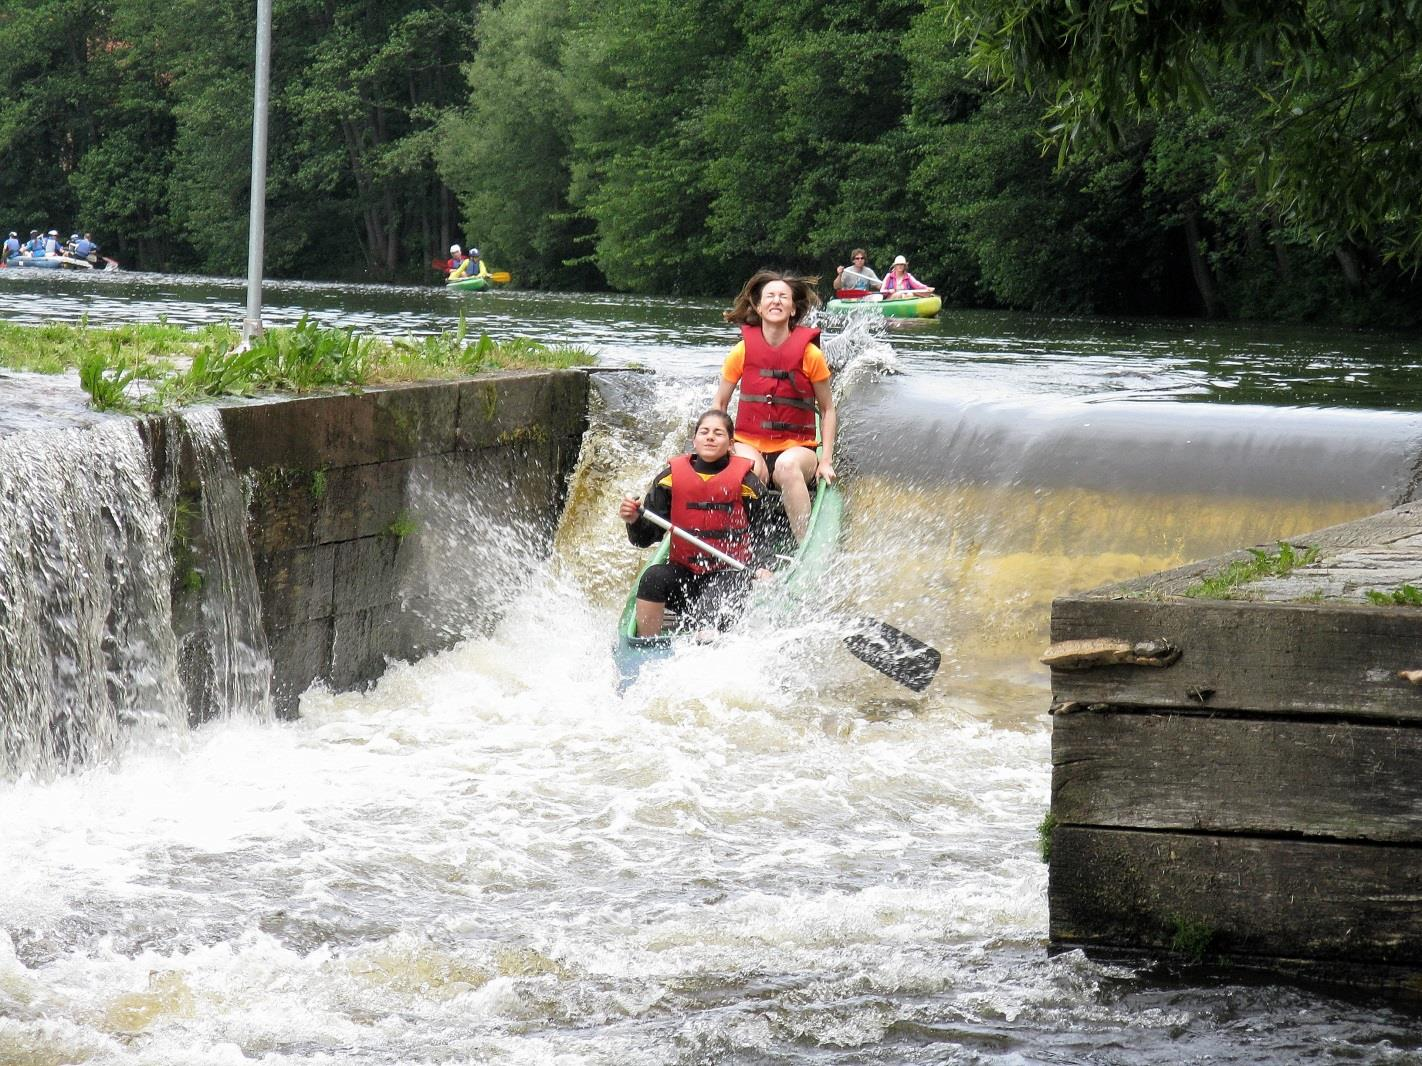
[637,508,747,572]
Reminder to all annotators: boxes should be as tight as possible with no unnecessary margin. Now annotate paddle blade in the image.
[489,271,511,283]
[844,619,940,692]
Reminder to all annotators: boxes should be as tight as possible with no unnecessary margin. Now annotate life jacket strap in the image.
[758,368,793,380]
[740,393,815,411]
[685,500,736,513]
[760,420,808,432]
[686,527,737,540]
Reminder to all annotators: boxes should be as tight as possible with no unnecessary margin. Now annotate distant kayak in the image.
[825,293,941,318]
[447,275,490,292]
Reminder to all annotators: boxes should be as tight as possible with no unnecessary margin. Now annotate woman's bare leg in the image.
[635,598,666,637]
[771,446,819,542]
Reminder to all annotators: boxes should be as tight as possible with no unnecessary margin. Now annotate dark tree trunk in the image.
[1183,208,1226,319]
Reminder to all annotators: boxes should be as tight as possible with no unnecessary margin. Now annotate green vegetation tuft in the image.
[1366,584,1422,607]
[1037,811,1057,863]
[1168,914,1215,964]
[387,511,418,540]
[1183,542,1319,599]
[0,321,592,414]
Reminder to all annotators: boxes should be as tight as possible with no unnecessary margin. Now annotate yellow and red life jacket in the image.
[668,453,754,573]
[736,324,819,442]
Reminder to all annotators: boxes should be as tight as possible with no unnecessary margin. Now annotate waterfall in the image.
[0,409,273,777]
[174,407,273,723]
[0,422,185,776]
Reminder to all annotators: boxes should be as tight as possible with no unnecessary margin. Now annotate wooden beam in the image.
[1049,597,1422,719]
[1052,712,1422,841]
[1049,827,1422,966]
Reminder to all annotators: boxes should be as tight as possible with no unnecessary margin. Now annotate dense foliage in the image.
[2,0,1417,323]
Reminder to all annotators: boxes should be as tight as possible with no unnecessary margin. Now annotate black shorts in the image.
[636,563,756,630]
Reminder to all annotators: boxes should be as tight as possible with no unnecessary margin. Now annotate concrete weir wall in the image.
[1045,503,1422,999]
[181,370,588,717]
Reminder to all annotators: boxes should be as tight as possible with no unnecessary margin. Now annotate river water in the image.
[1,270,1421,1063]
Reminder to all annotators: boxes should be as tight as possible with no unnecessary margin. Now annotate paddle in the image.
[488,271,511,283]
[635,507,940,691]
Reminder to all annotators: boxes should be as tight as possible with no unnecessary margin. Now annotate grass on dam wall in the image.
[0,316,594,412]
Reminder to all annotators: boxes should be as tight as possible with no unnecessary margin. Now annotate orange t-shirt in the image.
[721,340,831,454]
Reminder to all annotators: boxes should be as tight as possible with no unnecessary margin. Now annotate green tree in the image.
[942,0,1422,269]
[437,0,598,289]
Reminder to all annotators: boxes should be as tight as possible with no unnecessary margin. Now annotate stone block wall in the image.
[180,370,588,716]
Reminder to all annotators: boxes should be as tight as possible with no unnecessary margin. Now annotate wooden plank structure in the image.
[1044,501,1422,999]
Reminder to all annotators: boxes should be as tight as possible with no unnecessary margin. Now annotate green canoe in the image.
[825,293,941,318]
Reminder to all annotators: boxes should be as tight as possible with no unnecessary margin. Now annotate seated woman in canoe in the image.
[712,269,837,543]
[618,410,773,637]
[880,254,935,299]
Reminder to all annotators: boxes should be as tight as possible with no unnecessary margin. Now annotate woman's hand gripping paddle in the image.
[635,507,940,692]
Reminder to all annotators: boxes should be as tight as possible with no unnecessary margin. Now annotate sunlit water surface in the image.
[1,271,1420,1062]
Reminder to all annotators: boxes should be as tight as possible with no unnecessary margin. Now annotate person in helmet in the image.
[43,230,61,256]
[2,232,20,263]
[446,243,472,278]
[465,246,491,281]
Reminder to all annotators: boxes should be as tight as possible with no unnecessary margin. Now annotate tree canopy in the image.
[0,0,1416,323]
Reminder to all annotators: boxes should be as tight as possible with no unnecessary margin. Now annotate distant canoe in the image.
[825,293,942,318]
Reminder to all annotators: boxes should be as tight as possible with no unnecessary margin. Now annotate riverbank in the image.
[0,319,594,417]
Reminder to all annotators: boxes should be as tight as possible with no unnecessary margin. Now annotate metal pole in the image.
[242,0,273,343]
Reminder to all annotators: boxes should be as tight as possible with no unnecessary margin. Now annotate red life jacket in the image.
[736,324,820,443]
[668,453,754,573]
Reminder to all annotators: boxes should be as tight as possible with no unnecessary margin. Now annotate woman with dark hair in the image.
[713,269,836,542]
[618,409,773,637]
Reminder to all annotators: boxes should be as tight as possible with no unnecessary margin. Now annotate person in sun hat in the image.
[879,254,935,300]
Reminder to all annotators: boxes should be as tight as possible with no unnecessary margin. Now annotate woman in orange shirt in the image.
[712,269,836,542]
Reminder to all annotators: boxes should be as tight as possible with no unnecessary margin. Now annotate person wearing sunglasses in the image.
[833,248,881,294]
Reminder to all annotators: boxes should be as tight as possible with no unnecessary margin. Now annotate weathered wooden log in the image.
[1052,712,1422,842]
[1049,826,1422,967]
[1049,597,1422,718]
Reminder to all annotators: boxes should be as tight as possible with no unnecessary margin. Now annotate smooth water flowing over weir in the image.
[2,277,1421,1060]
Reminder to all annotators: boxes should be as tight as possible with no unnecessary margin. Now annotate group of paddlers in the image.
[833,249,935,299]
[2,229,102,264]
[618,269,835,637]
